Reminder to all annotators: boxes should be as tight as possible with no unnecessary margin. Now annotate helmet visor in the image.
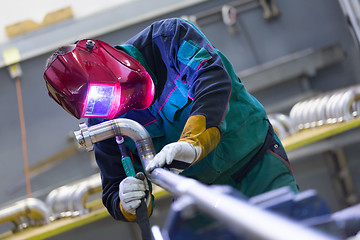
[83,84,115,118]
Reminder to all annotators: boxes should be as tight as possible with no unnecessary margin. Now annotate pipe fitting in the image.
[289,85,360,129]
[74,119,156,169]
[45,174,102,219]
[0,198,51,232]
[71,175,102,216]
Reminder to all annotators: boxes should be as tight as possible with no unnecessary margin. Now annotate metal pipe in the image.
[316,94,329,126]
[307,97,321,127]
[71,174,102,216]
[268,113,297,139]
[289,85,360,129]
[45,187,59,219]
[45,174,102,219]
[289,101,304,130]
[151,225,165,240]
[353,98,360,117]
[74,118,337,240]
[150,168,336,240]
[49,185,75,218]
[338,87,360,121]
[0,198,51,232]
[327,92,345,122]
[268,116,288,139]
[302,99,314,129]
[74,119,155,169]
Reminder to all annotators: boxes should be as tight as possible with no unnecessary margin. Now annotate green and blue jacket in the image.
[89,18,298,222]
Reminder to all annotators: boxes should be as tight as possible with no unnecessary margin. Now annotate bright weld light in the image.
[83,84,115,118]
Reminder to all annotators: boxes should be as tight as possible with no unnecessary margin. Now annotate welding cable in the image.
[134,172,151,240]
[115,135,151,240]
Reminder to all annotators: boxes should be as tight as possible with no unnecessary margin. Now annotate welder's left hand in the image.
[119,176,150,215]
[146,141,201,174]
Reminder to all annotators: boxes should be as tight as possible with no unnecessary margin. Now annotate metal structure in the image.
[0,174,102,233]
[267,84,360,140]
[289,85,360,130]
[237,44,346,113]
[268,113,297,139]
[0,198,51,232]
[74,118,338,240]
[339,0,360,49]
[45,174,102,219]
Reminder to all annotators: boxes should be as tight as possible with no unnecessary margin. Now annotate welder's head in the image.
[43,39,154,119]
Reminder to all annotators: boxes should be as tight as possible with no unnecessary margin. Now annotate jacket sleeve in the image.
[173,20,233,161]
[87,118,153,222]
[127,18,232,161]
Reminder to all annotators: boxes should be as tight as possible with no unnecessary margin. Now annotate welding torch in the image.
[115,135,151,240]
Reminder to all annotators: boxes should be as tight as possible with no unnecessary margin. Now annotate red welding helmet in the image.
[43,39,155,119]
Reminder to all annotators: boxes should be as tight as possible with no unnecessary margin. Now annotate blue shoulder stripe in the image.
[177,40,212,70]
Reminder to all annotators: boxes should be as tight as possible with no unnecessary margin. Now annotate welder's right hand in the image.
[119,176,149,215]
[146,141,201,174]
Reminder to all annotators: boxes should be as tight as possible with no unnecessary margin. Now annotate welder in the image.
[43,18,298,223]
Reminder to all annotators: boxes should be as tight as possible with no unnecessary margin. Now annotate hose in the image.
[135,172,152,240]
[115,136,151,240]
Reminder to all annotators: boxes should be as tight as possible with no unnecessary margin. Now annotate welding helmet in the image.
[43,39,155,119]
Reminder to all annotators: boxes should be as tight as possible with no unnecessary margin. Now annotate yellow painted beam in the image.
[282,118,360,152]
[1,187,169,240]
[4,208,109,240]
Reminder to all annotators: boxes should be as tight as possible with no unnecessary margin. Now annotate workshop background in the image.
[0,0,360,239]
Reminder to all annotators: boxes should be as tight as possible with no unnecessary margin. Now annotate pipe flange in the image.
[75,122,94,152]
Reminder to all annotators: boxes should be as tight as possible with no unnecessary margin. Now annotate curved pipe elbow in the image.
[72,175,102,215]
[74,118,156,169]
[24,198,51,224]
[45,174,102,219]
[0,198,51,231]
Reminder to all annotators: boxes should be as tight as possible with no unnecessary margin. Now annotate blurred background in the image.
[0,0,360,239]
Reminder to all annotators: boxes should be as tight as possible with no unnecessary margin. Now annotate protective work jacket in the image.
[88,18,298,222]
